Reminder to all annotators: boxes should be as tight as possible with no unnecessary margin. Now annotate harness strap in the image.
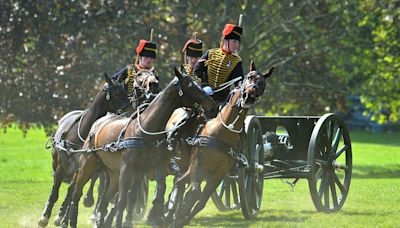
[186,136,248,166]
[59,137,167,155]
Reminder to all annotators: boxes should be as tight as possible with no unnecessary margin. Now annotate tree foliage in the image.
[0,0,398,134]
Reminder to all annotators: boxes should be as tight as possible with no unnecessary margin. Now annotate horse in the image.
[128,67,161,110]
[82,68,161,213]
[170,62,274,227]
[38,74,131,227]
[62,67,218,228]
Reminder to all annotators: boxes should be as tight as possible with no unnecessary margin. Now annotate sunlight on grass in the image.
[0,128,399,227]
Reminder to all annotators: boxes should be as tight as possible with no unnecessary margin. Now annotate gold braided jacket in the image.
[125,64,136,97]
[183,64,201,84]
[204,48,241,88]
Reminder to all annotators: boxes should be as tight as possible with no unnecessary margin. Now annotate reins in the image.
[217,75,258,134]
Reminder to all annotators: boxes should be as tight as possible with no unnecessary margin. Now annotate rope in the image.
[136,103,187,136]
[213,76,243,93]
[77,110,88,142]
[218,107,243,134]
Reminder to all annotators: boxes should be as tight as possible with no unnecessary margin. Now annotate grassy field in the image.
[0,127,399,227]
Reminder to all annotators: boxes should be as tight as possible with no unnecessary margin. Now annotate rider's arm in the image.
[194,50,209,84]
[111,66,128,82]
[228,61,244,86]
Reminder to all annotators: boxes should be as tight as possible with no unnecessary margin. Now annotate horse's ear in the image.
[249,60,256,72]
[263,66,275,79]
[174,66,183,80]
[104,72,114,85]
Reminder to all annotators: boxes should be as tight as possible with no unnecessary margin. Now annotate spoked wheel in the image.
[131,176,149,220]
[238,116,264,219]
[211,174,241,211]
[308,113,352,212]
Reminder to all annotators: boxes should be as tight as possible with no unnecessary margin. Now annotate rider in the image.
[112,39,157,97]
[166,38,204,176]
[194,23,244,103]
[181,38,203,81]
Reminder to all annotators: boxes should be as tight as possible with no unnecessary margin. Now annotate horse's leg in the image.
[178,176,223,227]
[115,162,134,228]
[67,155,97,228]
[38,166,64,227]
[177,180,201,219]
[91,171,106,222]
[103,192,118,227]
[83,171,99,207]
[97,172,118,228]
[176,156,202,219]
[164,174,188,225]
[124,173,144,227]
[147,170,167,226]
[54,178,75,226]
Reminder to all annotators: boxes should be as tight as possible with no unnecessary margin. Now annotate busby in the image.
[182,39,203,57]
[136,39,157,58]
[222,24,243,41]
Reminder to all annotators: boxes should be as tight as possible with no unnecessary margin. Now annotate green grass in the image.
[0,127,399,227]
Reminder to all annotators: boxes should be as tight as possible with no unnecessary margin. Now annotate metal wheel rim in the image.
[211,174,241,211]
[239,117,264,219]
[308,114,352,212]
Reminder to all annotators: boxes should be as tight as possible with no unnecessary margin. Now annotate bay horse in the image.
[171,62,274,227]
[63,67,218,228]
[38,74,131,227]
[82,68,161,211]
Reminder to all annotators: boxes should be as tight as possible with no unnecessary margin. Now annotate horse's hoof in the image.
[38,216,49,227]
[54,214,64,226]
[122,220,133,228]
[83,195,95,207]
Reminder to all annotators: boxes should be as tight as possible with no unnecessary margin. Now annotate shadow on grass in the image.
[339,210,376,216]
[191,208,378,226]
[192,209,309,226]
[352,164,400,179]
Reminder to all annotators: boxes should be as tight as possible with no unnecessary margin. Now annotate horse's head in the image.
[102,73,132,114]
[239,60,274,108]
[134,68,160,101]
[174,67,218,118]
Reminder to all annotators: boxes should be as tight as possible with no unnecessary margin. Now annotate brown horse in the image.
[62,68,218,228]
[82,68,161,212]
[38,74,131,227]
[171,62,274,227]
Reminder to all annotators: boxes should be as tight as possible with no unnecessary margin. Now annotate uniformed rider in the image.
[181,38,203,81]
[112,39,157,97]
[194,24,244,103]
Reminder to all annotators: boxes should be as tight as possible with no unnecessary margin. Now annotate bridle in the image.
[239,72,263,107]
[218,73,263,133]
[132,69,159,102]
[103,82,130,114]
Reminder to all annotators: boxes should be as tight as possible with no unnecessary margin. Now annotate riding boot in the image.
[168,157,181,176]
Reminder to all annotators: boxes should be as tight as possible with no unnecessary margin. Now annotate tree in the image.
[1,0,398,135]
